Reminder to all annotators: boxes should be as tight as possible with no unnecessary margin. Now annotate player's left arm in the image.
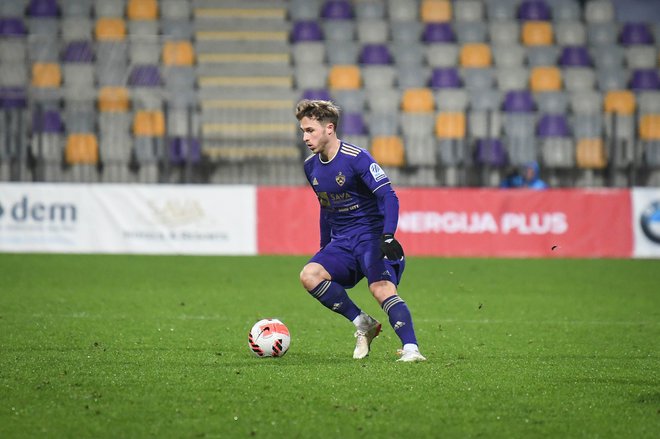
[354,152,404,260]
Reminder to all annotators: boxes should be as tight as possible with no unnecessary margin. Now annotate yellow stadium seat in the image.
[530,66,561,92]
[127,0,158,20]
[133,110,165,136]
[604,90,636,115]
[31,63,61,88]
[435,112,466,138]
[98,87,130,112]
[401,88,435,113]
[162,41,195,66]
[370,136,405,167]
[639,114,660,140]
[460,43,492,67]
[420,0,452,22]
[328,65,361,89]
[576,138,607,169]
[522,21,553,46]
[66,134,99,165]
[95,18,126,40]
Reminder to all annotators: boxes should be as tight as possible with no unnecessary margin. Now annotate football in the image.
[248,318,290,357]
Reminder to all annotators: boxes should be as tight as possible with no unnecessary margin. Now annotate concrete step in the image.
[196,62,292,77]
[197,52,290,64]
[194,17,290,32]
[195,40,289,54]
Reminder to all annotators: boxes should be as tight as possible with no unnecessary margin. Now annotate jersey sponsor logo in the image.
[335,172,346,186]
[370,163,386,182]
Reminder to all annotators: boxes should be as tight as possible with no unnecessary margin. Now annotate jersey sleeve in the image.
[353,151,399,235]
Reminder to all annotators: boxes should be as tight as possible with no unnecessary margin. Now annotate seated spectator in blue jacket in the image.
[500,162,548,189]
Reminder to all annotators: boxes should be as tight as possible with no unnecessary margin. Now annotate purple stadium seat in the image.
[0,87,27,109]
[430,67,462,88]
[630,69,660,91]
[422,22,455,43]
[169,137,201,165]
[301,89,332,101]
[537,114,570,137]
[320,0,353,19]
[359,44,392,65]
[503,90,535,112]
[0,18,28,36]
[558,46,592,67]
[517,0,551,21]
[128,65,162,87]
[474,139,508,167]
[62,41,94,62]
[619,22,654,45]
[27,0,59,17]
[291,20,323,42]
[340,112,366,135]
[33,109,64,133]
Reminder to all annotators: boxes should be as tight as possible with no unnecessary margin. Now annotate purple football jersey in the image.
[304,141,392,239]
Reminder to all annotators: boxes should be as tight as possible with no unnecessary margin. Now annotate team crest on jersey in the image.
[370,163,386,182]
[335,172,346,186]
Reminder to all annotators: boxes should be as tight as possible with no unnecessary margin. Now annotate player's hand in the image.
[380,234,404,260]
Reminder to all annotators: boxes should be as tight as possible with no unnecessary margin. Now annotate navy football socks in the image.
[308,280,362,322]
[381,295,418,346]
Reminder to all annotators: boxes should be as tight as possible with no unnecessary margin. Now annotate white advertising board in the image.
[632,187,660,258]
[0,184,256,255]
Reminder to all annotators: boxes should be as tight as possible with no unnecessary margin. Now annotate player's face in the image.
[300,116,333,155]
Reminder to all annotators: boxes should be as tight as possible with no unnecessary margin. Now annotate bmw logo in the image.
[640,201,660,244]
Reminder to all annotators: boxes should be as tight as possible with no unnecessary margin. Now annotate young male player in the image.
[295,99,426,362]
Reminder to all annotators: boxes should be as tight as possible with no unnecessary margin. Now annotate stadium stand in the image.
[0,0,659,187]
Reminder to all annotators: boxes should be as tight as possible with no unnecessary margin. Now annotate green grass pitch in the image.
[1,254,658,438]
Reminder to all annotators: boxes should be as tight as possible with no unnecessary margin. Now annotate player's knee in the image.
[369,280,397,304]
[300,264,323,290]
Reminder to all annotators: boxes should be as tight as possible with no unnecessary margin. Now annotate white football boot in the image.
[396,348,427,362]
[353,317,382,359]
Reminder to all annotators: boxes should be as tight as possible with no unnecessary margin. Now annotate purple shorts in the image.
[309,234,405,289]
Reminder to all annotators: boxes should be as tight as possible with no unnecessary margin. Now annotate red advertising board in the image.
[257,187,633,258]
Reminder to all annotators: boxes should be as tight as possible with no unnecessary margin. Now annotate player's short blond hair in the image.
[295,99,340,131]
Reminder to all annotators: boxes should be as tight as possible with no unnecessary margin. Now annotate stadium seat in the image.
[454,0,484,22]
[94,0,125,18]
[355,1,385,20]
[31,62,61,88]
[127,0,158,21]
[473,138,508,168]
[291,20,324,42]
[65,133,99,165]
[559,46,592,67]
[328,65,361,89]
[430,67,461,88]
[619,22,654,46]
[553,0,581,21]
[98,86,129,112]
[630,69,660,91]
[625,46,657,69]
[496,67,529,91]
[639,114,660,140]
[526,45,559,67]
[489,21,519,45]
[422,22,455,43]
[517,0,552,21]
[555,21,586,46]
[326,41,359,65]
[133,110,165,137]
[530,66,562,92]
[359,43,392,65]
[459,43,492,67]
[486,0,517,21]
[391,21,423,42]
[535,91,568,114]
[162,41,195,66]
[493,44,525,67]
[295,64,328,89]
[356,19,388,43]
[420,0,452,23]
[95,18,127,40]
[27,0,58,17]
[454,21,487,43]
[426,44,459,67]
[462,67,495,90]
[522,21,553,46]
[370,135,405,167]
[339,112,367,136]
[168,137,201,165]
[401,88,435,113]
[604,90,636,115]
[161,0,191,20]
[563,68,596,91]
[388,0,418,22]
[128,64,162,87]
[538,114,574,169]
[584,0,614,23]
[366,111,399,135]
[435,112,466,139]
[576,138,608,170]
[320,0,353,20]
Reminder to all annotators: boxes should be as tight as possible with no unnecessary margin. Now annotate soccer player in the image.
[295,99,426,362]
